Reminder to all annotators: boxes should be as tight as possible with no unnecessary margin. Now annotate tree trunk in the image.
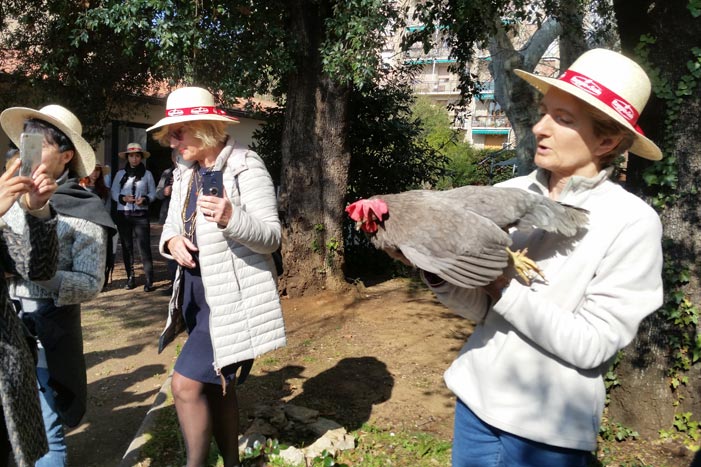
[278,0,351,297]
[556,0,587,69]
[488,18,562,176]
[608,0,701,437]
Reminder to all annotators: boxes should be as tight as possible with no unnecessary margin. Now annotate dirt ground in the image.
[69,263,467,465]
[65,226,692,467]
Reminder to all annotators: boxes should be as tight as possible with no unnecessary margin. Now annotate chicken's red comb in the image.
[345,200,365,221]
[345,198,388,221]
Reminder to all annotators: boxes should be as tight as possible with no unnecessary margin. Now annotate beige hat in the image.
[514,48,662,161]
[0,104,96,177]
[146,86,239,132]
[118,142,151,159]
[95,163,111,176]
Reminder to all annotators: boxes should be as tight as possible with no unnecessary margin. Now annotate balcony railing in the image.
[471,115,510,128]
[412,79,460,94]
[404,45,453,61]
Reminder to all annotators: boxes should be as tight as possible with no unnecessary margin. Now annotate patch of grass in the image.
[261,357,281,366]
[335,423,452,467]
[138,395,184,465]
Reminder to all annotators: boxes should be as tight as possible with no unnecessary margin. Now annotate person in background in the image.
[156,151,178,293]
[79,163,110,207]
[423,49,664,467]
[149,86,284,467]
[80,164,115,286]
[0,157,58,467]
[0,104,116,467]
[111,143,156,292]
[102,165,112,189]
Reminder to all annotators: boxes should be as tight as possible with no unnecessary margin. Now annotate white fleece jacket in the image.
[430,168,663,451]
[159,135,285,371]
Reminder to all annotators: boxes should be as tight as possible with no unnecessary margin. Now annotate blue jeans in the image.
[452,399,590,467]
[35,367,67,467]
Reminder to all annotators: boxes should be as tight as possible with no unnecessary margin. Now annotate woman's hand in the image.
[0,159,33,216]
[25,163,58,210]
[198,188,233,226]
[167,235,199,268]
[134,197,145,206]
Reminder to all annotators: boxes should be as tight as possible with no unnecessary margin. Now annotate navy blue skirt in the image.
[173,257,253,385]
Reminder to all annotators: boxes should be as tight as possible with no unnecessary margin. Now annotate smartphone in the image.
[19,132,43,177]
[201,170,224,198]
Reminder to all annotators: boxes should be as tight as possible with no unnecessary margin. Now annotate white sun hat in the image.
[514,48,662,161]
[118,142,151,159]
[146,86,239,132]
[0,104,96,177]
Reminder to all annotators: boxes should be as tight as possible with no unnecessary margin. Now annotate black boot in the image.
[143,272,155,292]
[125,276,136,290]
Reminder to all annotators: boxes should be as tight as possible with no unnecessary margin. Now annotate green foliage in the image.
[599,420,639,442]
[73,0,293,99]
[410,96,461,154]
[321,0,405,89]
[311,449,349,467]
[440,147,517,188]
[689,0,701,18]
[639,38,701,209]
[0,0,155,139]
[632,10,701,448]
[650,253,701,392]
[409,96,515,188]
[345,71,448,200]
[659,412,701,445]
[0,0,407,139]
[603,352,623,397]
[241,438,281,466]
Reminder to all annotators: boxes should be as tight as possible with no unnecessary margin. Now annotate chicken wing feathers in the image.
[369,191,511,288]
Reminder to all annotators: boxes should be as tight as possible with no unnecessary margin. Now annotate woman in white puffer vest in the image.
[148,86,285,467]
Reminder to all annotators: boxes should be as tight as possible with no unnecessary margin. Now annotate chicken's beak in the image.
[354,220,364,231]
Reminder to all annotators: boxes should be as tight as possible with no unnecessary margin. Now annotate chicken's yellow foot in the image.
[506,247,546,285]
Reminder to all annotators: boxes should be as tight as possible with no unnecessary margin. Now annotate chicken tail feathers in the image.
[516,197,589,237]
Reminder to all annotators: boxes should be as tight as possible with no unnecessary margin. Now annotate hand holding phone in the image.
[201,170,224,198]
[19,133,43,178]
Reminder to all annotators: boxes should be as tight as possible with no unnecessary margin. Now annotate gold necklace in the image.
[181,165,202,240]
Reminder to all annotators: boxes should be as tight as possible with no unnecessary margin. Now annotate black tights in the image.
[115,212,153,284]
[171,371,240,467]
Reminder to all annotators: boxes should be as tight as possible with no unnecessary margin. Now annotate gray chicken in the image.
[346,186,589,288]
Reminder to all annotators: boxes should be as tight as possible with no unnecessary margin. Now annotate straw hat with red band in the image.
[0,104,96,177]
[118,142,151,159]
[514,48,662,161]
[146,86,239,132]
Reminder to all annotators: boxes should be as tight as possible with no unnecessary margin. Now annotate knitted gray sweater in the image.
[0,208,58,466]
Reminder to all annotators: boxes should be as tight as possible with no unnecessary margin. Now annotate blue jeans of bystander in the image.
[35,367,67,467]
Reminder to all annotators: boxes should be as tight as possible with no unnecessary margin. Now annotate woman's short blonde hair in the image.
[152,120,229,149]
[584,103,636,167]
